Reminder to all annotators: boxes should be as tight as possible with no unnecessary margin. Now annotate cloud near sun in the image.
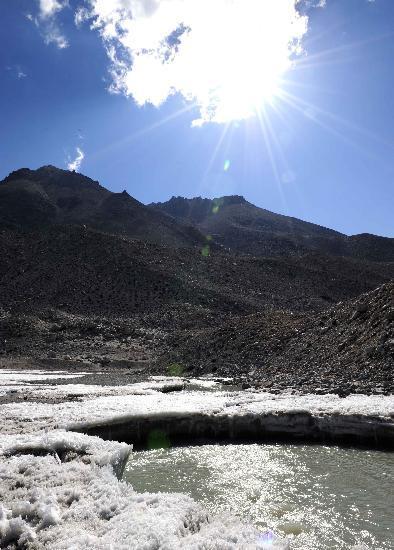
[79,0,309,126]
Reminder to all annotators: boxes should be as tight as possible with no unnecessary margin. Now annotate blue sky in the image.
[1,0,393,237]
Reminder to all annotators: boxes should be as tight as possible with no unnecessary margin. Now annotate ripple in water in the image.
[124,444,394,549]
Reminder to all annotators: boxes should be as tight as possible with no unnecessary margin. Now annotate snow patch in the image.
[0,370,88,385]
[1,431,131,478]
[0,431,279,549]
[2,379,394,437]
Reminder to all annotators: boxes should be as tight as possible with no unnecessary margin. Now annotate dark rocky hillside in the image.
[2,166,393,262]
[0,165,392,393]
[0,166,206,248]
[157,282,394,395]
[0,225,392,319]
[150,195,394,261]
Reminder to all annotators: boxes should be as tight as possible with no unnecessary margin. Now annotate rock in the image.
[160,384,185,393]
[356,303,368,313]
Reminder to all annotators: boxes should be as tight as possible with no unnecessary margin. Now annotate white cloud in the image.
[300,0,327,8]
[82,0,309,126]
[29,0,69,49]
[39,0,67,19]
[74,6,91,27]
[41,20,69,48]
[67,148,85,171]
[6,66,28,79]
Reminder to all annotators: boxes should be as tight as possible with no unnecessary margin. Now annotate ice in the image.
[187,378,222,390]
[0,370,88,385]
[0,504,36,546]
[0,370,392,548]
[0,431,281,549]
[0,431,131,477]
[1,377,393,438]
[3,372,393,430]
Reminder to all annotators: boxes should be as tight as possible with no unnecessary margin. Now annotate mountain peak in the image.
[165,194,247,205]
[0,165,208,249]
[150,194,249,224]
[4,165,63,180]
[3,167,36,183]
[2,165,102,190]
[214,195,247,206]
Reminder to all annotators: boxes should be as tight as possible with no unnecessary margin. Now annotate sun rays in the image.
[81,0,394,204]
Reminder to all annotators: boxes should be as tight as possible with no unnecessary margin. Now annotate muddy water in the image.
[124,443,394,549]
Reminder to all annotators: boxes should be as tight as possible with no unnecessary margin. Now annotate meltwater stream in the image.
[124,444,394,549]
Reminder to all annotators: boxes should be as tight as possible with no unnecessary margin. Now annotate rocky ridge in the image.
[151,195,394,261]
[0,166,206,249]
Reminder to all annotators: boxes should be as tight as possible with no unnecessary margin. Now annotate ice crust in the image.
[2,381,393,436]
[0,431,279,549]
[0,371,393,549]
[0,430,131,478]
[0,370,88,384]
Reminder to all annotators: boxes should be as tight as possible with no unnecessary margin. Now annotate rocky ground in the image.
[156,282,394,395]
[0,282,392,398]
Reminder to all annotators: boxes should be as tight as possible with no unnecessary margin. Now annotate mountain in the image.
[0,166,206,248]
[1,224,393,373]
[150,195,394,261]
[0,166,393,321]
[0,165,392,391]
[2,167,393,261]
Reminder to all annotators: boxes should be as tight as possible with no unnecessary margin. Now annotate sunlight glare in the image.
[94,0,308,126]
[191,1,306,124]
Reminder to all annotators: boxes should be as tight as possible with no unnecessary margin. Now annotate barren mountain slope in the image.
[0,225,392,319]
[157,282,394,394]
[151,195,394,261]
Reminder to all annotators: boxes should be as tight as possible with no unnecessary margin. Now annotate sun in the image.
[205,51,288,124]
[195,2,301,125]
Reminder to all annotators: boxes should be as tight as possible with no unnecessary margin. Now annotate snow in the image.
[0,369,88,385]
[0,431,283,549]
[0,504,36,547]
[0,431,131,477]
[0,369,392,548]
[2,379,393,436]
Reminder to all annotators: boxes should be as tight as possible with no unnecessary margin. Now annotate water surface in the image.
[124,443,394,549]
